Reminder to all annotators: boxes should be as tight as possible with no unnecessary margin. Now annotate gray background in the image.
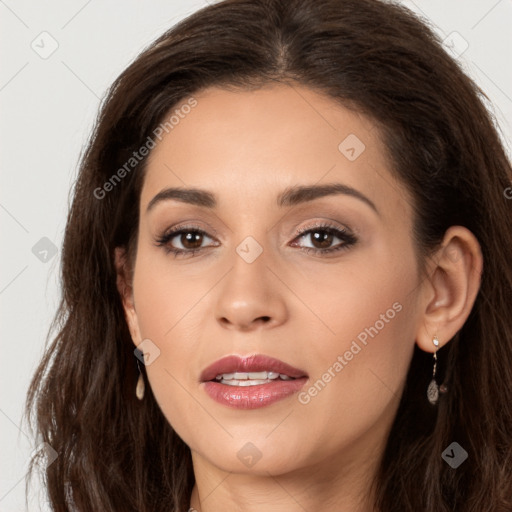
[1,0,511,509]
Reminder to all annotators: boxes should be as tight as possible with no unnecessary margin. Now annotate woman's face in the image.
[124,83,426,477]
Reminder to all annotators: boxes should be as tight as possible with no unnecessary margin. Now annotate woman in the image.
[25,0,512,510]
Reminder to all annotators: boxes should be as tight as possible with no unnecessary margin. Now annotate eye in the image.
[154,221,357,258]
[154,224,219,258]
[289,222,357,255]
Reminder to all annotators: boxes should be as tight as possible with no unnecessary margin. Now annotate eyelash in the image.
[154,222,357,258]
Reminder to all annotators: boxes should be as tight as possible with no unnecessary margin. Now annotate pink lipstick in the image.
[200,354,308,409]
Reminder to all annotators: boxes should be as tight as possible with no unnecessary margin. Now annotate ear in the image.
[114,246,142,346]
[415,225,483,352]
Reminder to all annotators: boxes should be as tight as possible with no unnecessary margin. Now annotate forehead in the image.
[141,83,409,221]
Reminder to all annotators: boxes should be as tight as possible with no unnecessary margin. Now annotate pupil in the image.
[313,231,333,249]
[182,232,202,249]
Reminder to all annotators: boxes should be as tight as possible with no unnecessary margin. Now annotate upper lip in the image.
[200,354,308,382]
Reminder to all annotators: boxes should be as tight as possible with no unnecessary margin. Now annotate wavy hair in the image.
[25,0,512,510]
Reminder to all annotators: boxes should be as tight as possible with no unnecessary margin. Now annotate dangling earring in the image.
[427,335,439,405]
[135,355,145,400]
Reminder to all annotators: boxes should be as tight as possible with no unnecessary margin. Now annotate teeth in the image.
[248,371,268,380]
[213,371,296,383]
[224,379,269,387]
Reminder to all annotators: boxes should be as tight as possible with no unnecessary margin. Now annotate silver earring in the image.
[427,335,439,405]
[135,356,145,400]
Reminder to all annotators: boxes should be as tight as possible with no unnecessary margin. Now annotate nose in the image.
[214,248,288,331]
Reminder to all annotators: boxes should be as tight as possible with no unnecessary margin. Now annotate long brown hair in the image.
[24,0,512,510]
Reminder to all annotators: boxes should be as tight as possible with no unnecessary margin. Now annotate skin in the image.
[115,82,483,512]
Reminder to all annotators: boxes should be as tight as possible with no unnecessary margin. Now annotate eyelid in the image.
[292,220,353,237]
[159,221,219,239]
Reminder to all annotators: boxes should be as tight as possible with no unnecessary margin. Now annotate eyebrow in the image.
[146,183,379,215]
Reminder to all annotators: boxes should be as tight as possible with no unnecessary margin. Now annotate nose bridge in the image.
[214,230,287,329]
[227,232,270,298]
[234,233,266,266]
[222,203,274,270]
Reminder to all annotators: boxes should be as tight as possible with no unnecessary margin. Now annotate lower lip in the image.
[202,378,308,409]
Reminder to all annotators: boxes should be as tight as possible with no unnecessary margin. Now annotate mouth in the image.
[200,354,308,383]
[200,354,309,409]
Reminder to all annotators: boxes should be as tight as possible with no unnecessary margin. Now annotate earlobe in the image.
[114,246,141,345]
[415,225,483,353]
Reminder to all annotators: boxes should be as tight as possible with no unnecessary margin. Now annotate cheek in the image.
[288,241,416,392]
[290,250,419,447]
[132,286,203,444]
[131,238,223,349]
[130,249,216,437]
[305,249,417,386]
